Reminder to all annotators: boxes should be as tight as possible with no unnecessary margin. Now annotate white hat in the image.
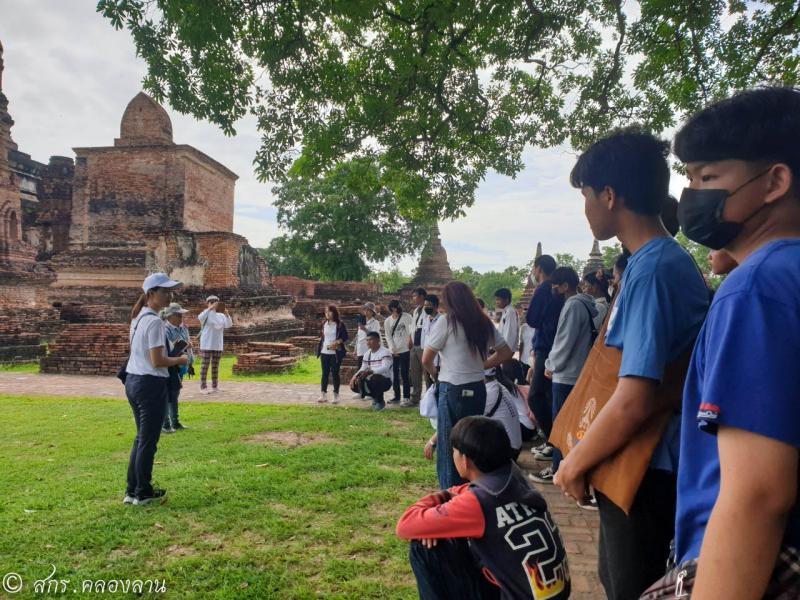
[142,272,181,293]
[206,295,220,303]
[160,302,189,318]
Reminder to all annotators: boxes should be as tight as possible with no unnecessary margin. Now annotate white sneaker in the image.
[351,392,362,399]
[331,393,340,404]
[531,444,554,461]
[364,396,374,401]
[528,466,555,484]
[200,388,211,395]
[123,494,136,505]
[317,393,328,403]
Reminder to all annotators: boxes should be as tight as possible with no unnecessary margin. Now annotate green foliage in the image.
[452,265,527,305]
[601,242,623,270]
[367,268,411,294]
[98,0,800,229]
[271,157,432,281]
[0,394,434,598]
[554,253,586,276]
[258,237,314,279]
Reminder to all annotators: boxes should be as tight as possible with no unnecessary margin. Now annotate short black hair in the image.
[366,331,380,340]
[450,416,512,473]
[570,127,670,216]
[614,252,629,273]
[534,254,557,276]
[388,299,402,313]
[550,267,580,290]
[675,87,800,187]
[424,293,439,307]
[494,288,512,301]
[662,194,680,237]
[413,287,427,297]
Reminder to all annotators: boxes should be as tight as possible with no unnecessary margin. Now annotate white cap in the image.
[142,272,181,293]
[206,295,220,303]
[160,302,189,318]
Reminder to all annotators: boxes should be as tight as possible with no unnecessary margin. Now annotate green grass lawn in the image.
[0,362,39,373]
[0,394,436,598]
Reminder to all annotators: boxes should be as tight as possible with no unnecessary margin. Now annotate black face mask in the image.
[678,166,773,250]
[424,307,435,315]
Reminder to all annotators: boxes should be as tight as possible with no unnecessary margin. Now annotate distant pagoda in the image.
[399,223,453,299]
[517,241,542,311]
[584,239,604,276]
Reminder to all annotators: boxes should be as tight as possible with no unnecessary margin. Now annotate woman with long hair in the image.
[422,281,513,488]
[124,273,188,506]
[582,270,612,329]
[316,304,348,404]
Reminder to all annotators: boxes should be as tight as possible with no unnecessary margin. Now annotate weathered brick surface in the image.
[40,323,130,375]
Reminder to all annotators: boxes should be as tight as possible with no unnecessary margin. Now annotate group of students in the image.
[396,86,800,600]
[122,284,233,505]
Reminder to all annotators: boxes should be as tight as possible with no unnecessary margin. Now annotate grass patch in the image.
[217,355,322,385]
[0,394,435,598]
[0,362,39,373]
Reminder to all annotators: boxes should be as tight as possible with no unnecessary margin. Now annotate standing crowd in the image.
[118,85,800,600]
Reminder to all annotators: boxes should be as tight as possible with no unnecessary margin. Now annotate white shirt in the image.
[519,323,535,366]
[484,380,523,450]
[321,320,339,355]
[198,308,232,351]
[421,313,442,368]
[127,307,168,378]
[356,318,382,356]
[411,306,426,347]
[355,346,393,381]
[425,316,508,385]
[384,312,413,354]
[498,304,519,352]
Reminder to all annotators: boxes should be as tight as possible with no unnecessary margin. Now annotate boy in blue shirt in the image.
[554,129,709,599]
[647,87,800,599]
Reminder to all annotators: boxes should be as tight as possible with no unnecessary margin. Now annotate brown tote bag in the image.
[549,306,690,514]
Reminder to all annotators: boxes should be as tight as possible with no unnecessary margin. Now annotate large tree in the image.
[99,0,800,227]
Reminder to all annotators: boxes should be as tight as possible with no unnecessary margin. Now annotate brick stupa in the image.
[400,223,453,299]
[517,241,542,311]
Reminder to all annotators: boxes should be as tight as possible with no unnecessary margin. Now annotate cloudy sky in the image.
[0,1,684,273]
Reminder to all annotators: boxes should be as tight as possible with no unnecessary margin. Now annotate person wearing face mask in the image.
[554,129,709,600]
[642,87,800,600]
[530,267,597,486]
[419,294,442,387]
[384,300,414,406]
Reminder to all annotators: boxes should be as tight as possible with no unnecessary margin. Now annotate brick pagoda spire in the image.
[517,241,542,311]
[413,222,453,286]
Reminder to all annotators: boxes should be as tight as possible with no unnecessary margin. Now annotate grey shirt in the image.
[544,293,598,385]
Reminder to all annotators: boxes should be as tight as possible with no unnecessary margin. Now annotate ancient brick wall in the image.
[272,277,383,300]
[40,323,129,375]
[32,156,74,259]
[181,154,234,234]
[69,148,185,248]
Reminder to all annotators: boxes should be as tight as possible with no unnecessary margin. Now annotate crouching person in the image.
[349,331,393,411]
[397,416,570,600]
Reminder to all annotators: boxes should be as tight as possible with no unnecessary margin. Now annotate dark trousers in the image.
[320,353,341,393]
[550,382,574,472]
[163,384,181,428]
[392,351,411,401]
[597,469,677,600]
[436,380,487,489]
[409,539,501,600]
[360,374,392,406]
[125,374,168,497]
[528,349,553,439]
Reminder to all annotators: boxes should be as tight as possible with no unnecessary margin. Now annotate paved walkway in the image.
[1,372,603,598]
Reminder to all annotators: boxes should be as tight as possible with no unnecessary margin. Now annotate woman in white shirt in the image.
[352,302,382,399]
[384,299,414,406]
[422,281,513,489]
[124,273,188,506]
[197,295,232,394]
[316,304,349,404]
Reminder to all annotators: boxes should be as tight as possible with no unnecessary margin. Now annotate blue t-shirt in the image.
[675,239,800,564]
[605,237,709,472]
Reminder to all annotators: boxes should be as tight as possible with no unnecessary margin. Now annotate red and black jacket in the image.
[397,462,570,600]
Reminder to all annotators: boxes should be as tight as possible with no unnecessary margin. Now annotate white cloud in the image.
[0,0,646,274]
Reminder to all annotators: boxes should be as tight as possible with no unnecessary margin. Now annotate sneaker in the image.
[210,388,220,394]
[351,392,362,399]
[364,395,374,401]
[317,393,328,403]
[134,488,168,506]
[371,401,385,411]
[399,399,414,408]
[528,467,555,484]
[200,387,210,395]
[331,393,340,405]
[388,397,401,404]
[531,444,554,461]
[173,423,188,431]
[162,426,175,434]
[123,494,136,505]
[577,495,599,511]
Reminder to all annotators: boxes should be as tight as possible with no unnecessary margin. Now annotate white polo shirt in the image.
[198,308,233,352]
[127,308,168,378]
